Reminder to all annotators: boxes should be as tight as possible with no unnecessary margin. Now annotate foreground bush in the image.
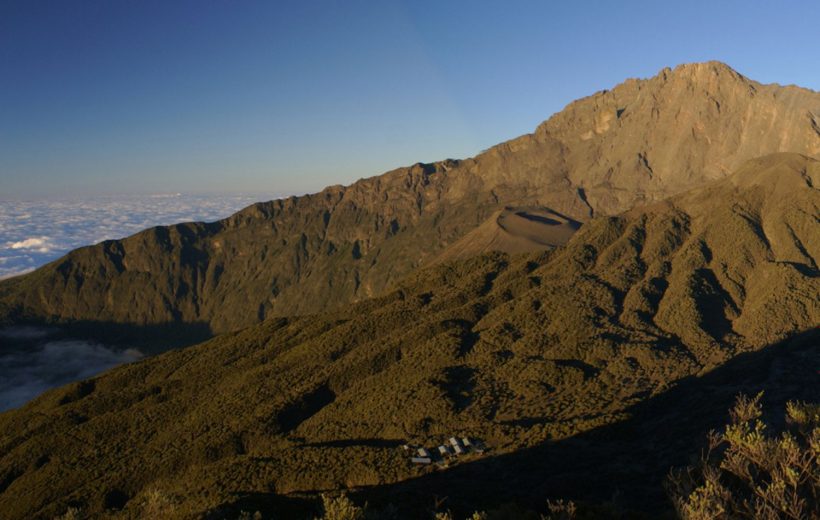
[315,494,366,520]
[668,393,819,519]
[316,493,574,520]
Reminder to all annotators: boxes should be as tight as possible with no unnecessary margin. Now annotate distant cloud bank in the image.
[0,193,280,279]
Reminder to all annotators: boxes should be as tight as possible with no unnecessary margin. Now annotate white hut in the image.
[449,437,465,454]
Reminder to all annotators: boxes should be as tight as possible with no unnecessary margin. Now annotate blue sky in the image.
[1,0,818,198]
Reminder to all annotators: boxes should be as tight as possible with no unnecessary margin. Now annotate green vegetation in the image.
[1,67,817,519]
[668,394,819,519]
[316,494,366,520]
[314,493,573,520]
[51,394,817,519]
[1,153,818,519]
[53,508,82,520]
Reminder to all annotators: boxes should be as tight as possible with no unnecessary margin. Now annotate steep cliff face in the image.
[540,62,820,211]
[0,153,816,519]
[1,62,817,332]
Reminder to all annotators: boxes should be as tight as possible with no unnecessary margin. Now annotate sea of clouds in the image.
[0,326,144,411]
[0,192,280,279]
[0,192,281,410]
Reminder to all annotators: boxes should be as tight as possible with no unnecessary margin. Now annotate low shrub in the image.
[668,393,819,519]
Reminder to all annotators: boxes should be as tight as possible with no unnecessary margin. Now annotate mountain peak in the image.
[653,61,749,89]
[670,60,742,76]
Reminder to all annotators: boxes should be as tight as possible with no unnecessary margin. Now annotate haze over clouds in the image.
[0,327,143,411]
[0,193,280,279]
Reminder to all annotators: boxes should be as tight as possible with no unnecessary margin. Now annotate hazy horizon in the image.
[2,0,819,199]
[0,192,283,279]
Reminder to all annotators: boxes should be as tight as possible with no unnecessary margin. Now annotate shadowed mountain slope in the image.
[0,153,816,518]
[1,62,817,334]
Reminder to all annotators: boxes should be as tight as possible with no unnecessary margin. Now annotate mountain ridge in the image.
[1,61,817,336]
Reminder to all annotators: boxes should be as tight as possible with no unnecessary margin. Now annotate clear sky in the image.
[1,0,818,198]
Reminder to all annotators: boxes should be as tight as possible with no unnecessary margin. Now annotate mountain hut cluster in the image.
[404,437,485,466]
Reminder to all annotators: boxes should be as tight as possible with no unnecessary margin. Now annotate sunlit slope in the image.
[0,153,816,518]
[1,62,818,332]
[431,207,582,264]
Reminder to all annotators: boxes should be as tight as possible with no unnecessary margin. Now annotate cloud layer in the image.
[0,327,143,411]
[9,237,51,251]
[0,193,280,279]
